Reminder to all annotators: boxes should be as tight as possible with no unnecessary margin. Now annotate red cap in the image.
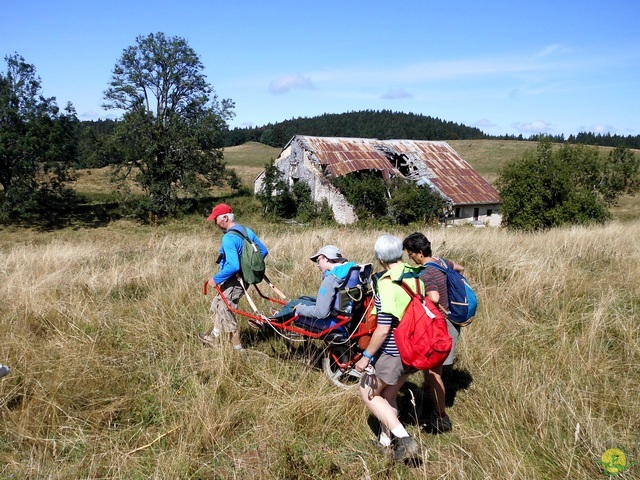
[207,203,232,221]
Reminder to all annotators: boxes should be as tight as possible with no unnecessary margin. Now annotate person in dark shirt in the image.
[403,232,466,434]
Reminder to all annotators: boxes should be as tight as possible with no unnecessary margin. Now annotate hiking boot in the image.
[425,410,452,433]
[0,364,9,378]
[369,439,392,455]
[247,318,264,330]
[198,333,219,347]
[392,435,420,463]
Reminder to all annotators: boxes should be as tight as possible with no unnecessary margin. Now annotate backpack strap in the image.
[227,226,260,253]
[395,277,423,301]
[226,225,249,240]
[425,257,448,273]
[423,258,452,318]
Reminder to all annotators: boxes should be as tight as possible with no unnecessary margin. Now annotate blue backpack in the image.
[425,258,477,326]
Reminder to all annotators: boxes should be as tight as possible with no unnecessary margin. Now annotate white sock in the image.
[212,328,221,337]
[391,425,409,438]
[379,430,392,447]
[233,344,244,350]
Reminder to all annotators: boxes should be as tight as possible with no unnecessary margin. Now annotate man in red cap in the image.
[199,203,268,351]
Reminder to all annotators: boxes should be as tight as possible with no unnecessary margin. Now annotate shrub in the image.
[496,139,639,230]
[387,177,447,224]
[257,163,332,224]
[331,171,388,220]
[332,172,446,225]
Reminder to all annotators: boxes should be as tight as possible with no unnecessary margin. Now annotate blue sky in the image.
[2,0,639,137]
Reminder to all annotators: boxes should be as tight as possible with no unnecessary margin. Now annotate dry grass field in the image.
[73,142,281,201]
[0,218,639,479]
[1,140,639,478]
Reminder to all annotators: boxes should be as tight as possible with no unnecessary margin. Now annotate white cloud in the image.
[381,88,412,100]
[590,124,614,134]
[512,120,552,134]
[79,109,100,120]
[533,44,569,59]
[305,47,585,88]
[268,75,316,94]
[473,118,496,129]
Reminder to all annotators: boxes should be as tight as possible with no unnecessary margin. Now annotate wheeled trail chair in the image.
[209,263,378,387]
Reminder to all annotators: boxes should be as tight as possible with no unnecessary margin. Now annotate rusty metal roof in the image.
[384,139,501,205]
[298,136,395,177]
[293,136,500,205]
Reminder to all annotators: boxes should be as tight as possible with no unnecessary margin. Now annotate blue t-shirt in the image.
[214,225,268,284]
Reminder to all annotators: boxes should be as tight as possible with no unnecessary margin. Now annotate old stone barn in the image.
[254,135,502,226]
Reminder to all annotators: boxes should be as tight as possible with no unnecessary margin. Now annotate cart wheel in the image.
[322,347,362,388]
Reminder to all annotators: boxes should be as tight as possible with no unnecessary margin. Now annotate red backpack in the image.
[392,278,452,370]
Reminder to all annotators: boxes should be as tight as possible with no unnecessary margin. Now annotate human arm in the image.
[452,261,464,274]
[294,275,339,318]
[426,289,440,305]
[355,320,391,372]
[213,234,242,284]
[422,265,444,306]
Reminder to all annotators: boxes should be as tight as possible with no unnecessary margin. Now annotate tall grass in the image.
[1,220,638,478]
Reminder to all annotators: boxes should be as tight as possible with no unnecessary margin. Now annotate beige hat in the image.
[309,245,346,262]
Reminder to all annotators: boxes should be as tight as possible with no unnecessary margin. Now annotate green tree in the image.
[256,161,295,216]
[0,53,78,224]
[599,146,640,204]
[387,177,447,224]
[332,171,388,220]
[103,32,236,218]
[497,139,639,230]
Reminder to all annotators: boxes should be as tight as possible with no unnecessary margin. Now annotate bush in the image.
[387,177,447,224]
[332,171,388,220]
[496,139,639,230]
[332,172,446,225]
[257,163,333,224]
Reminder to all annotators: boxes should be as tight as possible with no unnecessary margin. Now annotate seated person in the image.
[294,245,358,320]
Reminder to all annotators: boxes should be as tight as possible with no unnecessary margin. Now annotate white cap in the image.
[309,245,345,262]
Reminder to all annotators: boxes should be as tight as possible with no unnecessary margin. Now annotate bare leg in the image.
[425,366,446,414]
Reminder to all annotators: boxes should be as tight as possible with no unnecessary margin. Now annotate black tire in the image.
[322,345,362,388]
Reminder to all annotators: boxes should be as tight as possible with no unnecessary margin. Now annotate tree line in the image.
[78,112,640,160]
[223,110,488,147]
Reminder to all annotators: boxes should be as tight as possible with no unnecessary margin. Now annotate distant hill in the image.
[77,112,640,162]
[222,110,640,149]
[224,110,487,147]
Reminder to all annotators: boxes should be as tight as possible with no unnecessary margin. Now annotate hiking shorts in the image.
[374,352,416,386]
[444,319,461,366]
[210,276,244,333]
